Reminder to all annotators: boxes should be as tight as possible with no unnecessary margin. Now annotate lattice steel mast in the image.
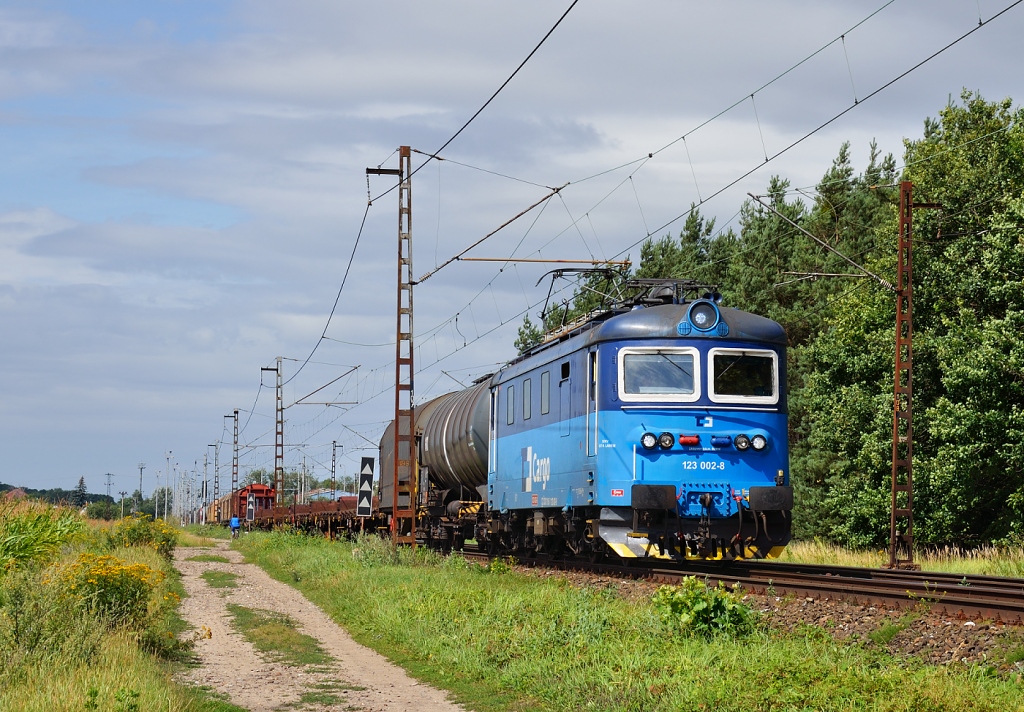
[887,181,938,569]
[392,146,416,545]
[367,146,417,545]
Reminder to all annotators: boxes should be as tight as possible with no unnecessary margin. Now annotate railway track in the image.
[460,550,1024,623]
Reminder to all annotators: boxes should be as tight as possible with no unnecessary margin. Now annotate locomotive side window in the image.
[618,347,701,403]
[523,378,532,420]
[708,348,779,405]
[540,371,550,415]
[506,384,515,425]
[561,362,570,380]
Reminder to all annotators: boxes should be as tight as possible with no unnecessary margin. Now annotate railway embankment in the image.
[236,531,1024,712]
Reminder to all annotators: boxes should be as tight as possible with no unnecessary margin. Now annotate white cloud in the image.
[0,9,73,49]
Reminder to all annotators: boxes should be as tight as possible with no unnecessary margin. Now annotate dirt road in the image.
[173,541,466,712]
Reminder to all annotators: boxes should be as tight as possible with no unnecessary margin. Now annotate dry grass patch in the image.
[780,540,1024,577]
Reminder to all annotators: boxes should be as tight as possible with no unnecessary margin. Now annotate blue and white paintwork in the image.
[486,300,789,556]
[380,297,793,559]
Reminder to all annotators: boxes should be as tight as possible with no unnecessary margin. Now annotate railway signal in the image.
[358,458,374,517]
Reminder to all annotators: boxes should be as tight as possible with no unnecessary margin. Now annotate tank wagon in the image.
[381,282,793,561]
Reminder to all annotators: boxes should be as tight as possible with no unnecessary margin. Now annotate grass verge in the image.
[226,604,330,667]
[237,532,1024,712]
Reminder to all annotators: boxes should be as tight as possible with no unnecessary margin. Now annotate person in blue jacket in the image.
[230,515,241,538]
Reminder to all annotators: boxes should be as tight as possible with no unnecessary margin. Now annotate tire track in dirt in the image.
[173,541,465,712]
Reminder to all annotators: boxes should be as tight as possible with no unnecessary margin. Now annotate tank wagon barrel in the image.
[380,381,490,510]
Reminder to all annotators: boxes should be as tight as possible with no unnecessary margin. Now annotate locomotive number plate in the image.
[681,460,726,471]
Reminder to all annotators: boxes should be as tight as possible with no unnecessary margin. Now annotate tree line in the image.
[517,91,1024,548]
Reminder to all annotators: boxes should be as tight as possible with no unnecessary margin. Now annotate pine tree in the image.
[70,477,88,508]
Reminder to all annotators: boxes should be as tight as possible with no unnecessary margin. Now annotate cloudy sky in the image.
[1,0,1020,499]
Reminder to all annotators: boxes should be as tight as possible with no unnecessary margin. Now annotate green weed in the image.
[187,554,231,563]
[652,577,759,639]
[113,687,140,712]
[309,680,366,691]
[1004,646,1024,665]
[200,570,238,589]
[226,604,330,667]
[868,620,906,646]
[485,556,516,574]
[297,691,342,706]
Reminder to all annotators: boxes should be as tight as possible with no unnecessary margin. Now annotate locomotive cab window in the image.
[618,347,700,403]
[708,348,778,405]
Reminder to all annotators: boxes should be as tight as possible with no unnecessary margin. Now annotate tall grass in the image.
[0,500,83,571]
[238,532,1024,712]
[0,503,236,712]
[781,539,1024,577]
[3,633,243,712]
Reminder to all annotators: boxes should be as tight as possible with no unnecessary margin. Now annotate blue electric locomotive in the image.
[380,281,793,561]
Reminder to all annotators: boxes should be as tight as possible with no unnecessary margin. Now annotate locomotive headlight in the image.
[658,432,675,449]
[751,434,768,451]
[734,434,751,451]
[688,302,719,331]
[641,432,658,450]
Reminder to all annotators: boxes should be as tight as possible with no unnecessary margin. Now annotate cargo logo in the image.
[611,489,624,497]
[521,446,551,492]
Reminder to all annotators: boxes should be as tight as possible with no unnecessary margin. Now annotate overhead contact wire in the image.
[615,0,1024,259]
[284,201,372,387]
[372,0,580,204]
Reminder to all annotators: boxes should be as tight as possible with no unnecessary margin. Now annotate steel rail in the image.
[459,551,1024,624]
